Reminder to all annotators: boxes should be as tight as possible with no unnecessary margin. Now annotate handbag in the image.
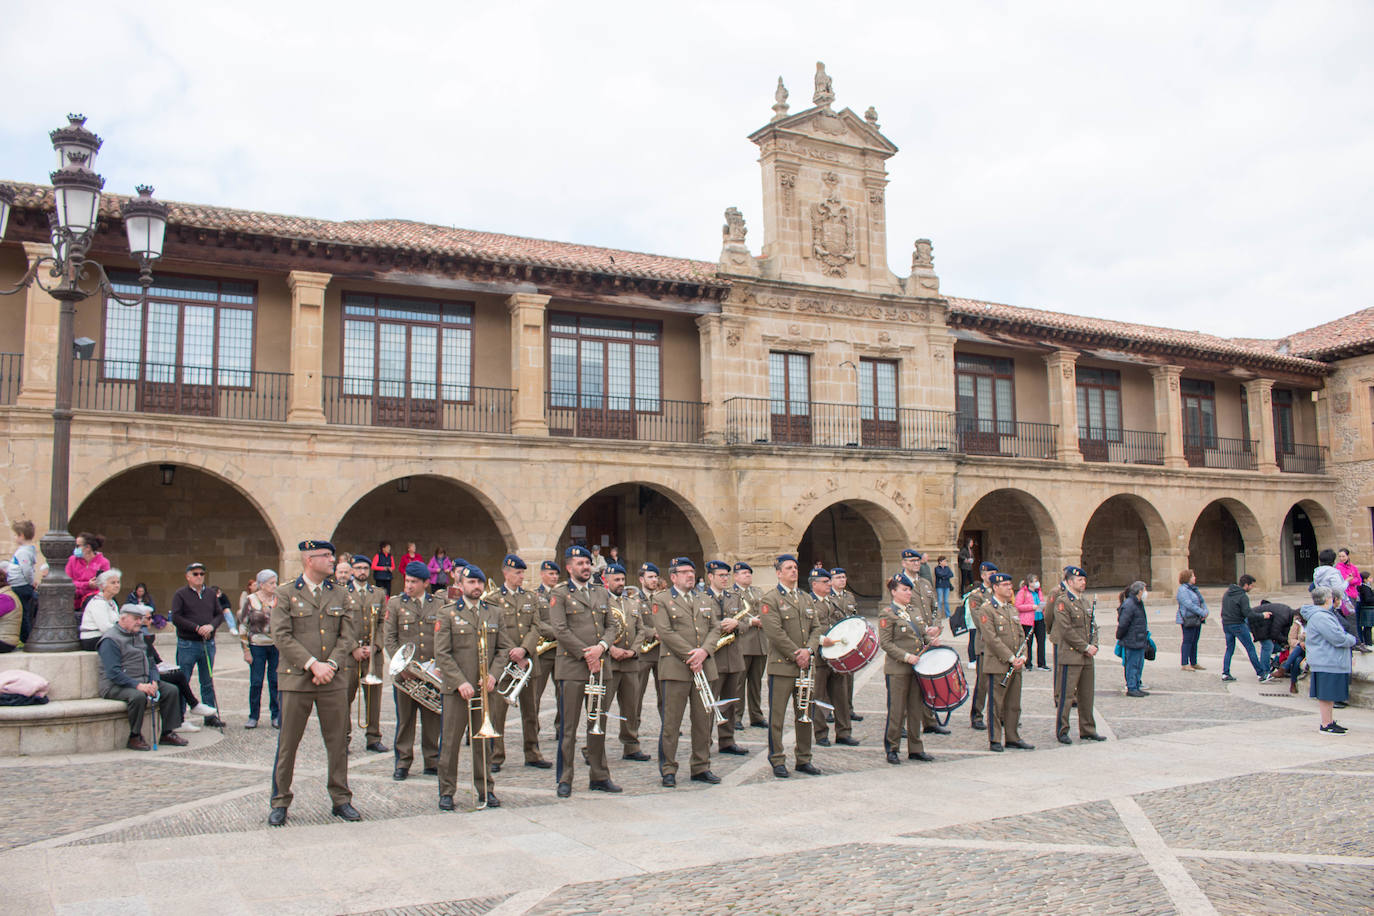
[1144,632,1157,661]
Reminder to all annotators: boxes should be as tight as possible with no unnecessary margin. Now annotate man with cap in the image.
[532,559,562,736]
[344,553,388,753]
[599,563,646,763]
[435,564,515,810]
[486,554,553,771]
[760,554,823,778]
[626,561,663,760]
[732,562,768,728]
[652,556,724,786]
[828,568,863,723]
[977,572,1034,752]
[878,572,936,764]
[171,560,227,728]
[383,560,443,781]
[98,602,187,750]
[809,567,858,748]
[900,549,923,587]
[268,540,359,826]
[548,545,623,797]
[965,561,998,731]
[1050,566,1105,744]
[703,559,749,756]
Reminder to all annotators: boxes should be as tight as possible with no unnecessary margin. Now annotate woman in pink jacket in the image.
[65,532,110,613]
[1015,575,1048,670]
[1335,549,1361,610]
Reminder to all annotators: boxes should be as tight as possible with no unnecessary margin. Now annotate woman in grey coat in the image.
[1301,587,1357,734]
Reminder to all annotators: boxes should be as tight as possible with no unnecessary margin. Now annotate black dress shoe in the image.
[525,759,553,769]
[623,751,651,761]
[795,762,821,775]
[485,793,501,808]
[850,713,864,721]
[908,751,934,762]
[589,779,623,793]
[750,720,767,728]
[1006,740,1035,750]
[490,763,501,773]
[1058,734,1073,745]
[267,807,288,827]
[204,716,227,729]
[438,795,455,811]
[556,782,572,798]
[928,724,951,735]
[422,766,438,776]
[719,745,749,755]
[393,767,409,781]
[772,764,790,778]
[815,736,831,747]
[366,742,390,753]
[971,720,987,731]
[988,742,1004,752]
[690,770,721,784]
[331,803,361,821]
[886,750,901,765]
[1082,733,1107,742]
[835,736,860,746]
[661,774,676,788]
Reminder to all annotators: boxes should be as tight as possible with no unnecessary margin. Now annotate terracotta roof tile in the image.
[1255,306,1374,361]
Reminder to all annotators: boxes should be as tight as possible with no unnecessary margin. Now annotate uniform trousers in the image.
[812,664,852,741]
[883,672,925,754]
[766,673,814,767]
[1056,662,1097,737]
[489,663,545,765]
[272,683,350,808]
[984,668,1023,745]
[612,663,644,755]
[438,692,494,798]
[392,688,440,770]
[743,653,767,723]
[555,679,610,785]
[714,669,745,747]
[658,678,712,777]
[347,666,382,744]
[969,634,986,726]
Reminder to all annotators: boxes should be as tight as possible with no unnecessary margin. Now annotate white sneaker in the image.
[179,721,201,733]
[191,703,217,716]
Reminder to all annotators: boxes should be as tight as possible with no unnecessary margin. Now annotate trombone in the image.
[356,602,382,728]
[470,619,501,810]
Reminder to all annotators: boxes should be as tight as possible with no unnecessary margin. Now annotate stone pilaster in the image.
[285,271,330,424]
[16,242,59,409]
[1149,365,1187,469]
[1243,377,1281,474]
[696,314,725,444]
[1150,549,1190,594]
[1044,350,1082,463]
[507,293,550,437]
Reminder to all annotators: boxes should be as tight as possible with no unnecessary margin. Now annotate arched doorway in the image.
[71,464,281,611]
[797,501,905,604]
[958,489,1058,584]
[557,483,711,573]
[332,475,511,589]
[1080,495,1163,589]
[1281,500,1334,584]
[1187,499,1261,585]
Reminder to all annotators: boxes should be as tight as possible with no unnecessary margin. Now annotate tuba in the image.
[387,643,443,714]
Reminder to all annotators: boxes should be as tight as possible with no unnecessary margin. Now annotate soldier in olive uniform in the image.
[436,565,515,810]
[977,573,1035,752]
[345,554,388,752]
[599,563,645,761]
[624,562,662,761]
[878,572,937,764]
[267,539,359,827]
[760,554,823,778]
[828,568,864,723]
[905,560,951,737]
[810,569,858,747]
[549,545,623,797]
[487,554,553,771]
[1050,566,1106,744]
[383,561,442,780]
[532,560,562,728]
[703,560,749,755]
[653,557,724,786]
[730,562,766,729]
[965,561,998,730]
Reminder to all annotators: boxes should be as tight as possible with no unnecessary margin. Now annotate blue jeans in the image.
[248,644,280,721]
[1257,638,1275,674]
[176,637,218,712]
[1222,623,1262,677]
[1123,647,1145,691]
[936,587,951,617]
[1180,626,1201,666]
[1284,645,1305,686]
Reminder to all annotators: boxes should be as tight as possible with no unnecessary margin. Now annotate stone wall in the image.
[1080,497,1152,588]
[1187,502,1245,584]
[959,494,1044,585]
[797,503,884,601]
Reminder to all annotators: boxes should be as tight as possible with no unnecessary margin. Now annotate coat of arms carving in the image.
[810,172,855,277]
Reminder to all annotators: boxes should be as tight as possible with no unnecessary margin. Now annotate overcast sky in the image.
[2,1,1369,338]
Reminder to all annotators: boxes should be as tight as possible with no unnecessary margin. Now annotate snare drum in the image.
[820,616,879,674]
[912,646,969,725]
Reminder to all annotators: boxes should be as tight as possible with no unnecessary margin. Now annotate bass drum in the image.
[912,646,969,726]
[819,616,879,674]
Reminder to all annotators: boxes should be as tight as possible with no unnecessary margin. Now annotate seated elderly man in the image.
[98,603,188,750]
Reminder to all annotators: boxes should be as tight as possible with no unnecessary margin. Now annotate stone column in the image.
[696,314,725,444]
[1150,548,1190,594]
[1243,377,1281,473]
[16,242,60,409]
[507,293,550,436]
[1149,365,1187,469]
[1044,350,1082,462]
[285,271,330,424]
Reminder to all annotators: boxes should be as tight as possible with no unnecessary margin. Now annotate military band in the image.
[625,562,660,761]
[977,573,1035,752]
[759,554,823,779]
[827,567,863,724]
[965,561,997,731]
[384,562,442,780]
[809,568,857,747]
[600,563,646,761]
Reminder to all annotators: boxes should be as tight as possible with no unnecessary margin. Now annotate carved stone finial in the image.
[772,77,790,121]
[864,106,880,128]
[912,239,934,270]
[813,61,835,107]
[722,207,747,243]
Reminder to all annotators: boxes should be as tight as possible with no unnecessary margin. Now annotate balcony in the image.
[955,415,1058,459]
[724,397,958,452]
[547,392,704,443]
[324,377,512,433]
[1184,433,1258,470]
[1078,428,1165,466]
[1278,443,1327,474]
[0,353,19,405]
[74,359,290,422]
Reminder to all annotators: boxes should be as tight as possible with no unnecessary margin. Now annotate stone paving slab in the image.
[906,798,1132,847]
[352,895,512,916]
[1183,859,1373,916]
[1289,751,1374,772]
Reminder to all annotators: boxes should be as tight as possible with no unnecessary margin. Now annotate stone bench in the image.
[1352,652,1373,709]
[0,697,130,755]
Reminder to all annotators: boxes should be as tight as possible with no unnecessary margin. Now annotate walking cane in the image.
[202,636,222,731]
[151,689,160,750]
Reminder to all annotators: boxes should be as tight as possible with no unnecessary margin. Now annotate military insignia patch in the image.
[980,615,988,624]
[879,618,888,628]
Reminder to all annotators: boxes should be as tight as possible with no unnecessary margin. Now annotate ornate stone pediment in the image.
[750,106,899,157]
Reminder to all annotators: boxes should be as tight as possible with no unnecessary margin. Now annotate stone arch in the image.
[552,472,721,564]
[795,499,908,602]
[1186,497,1266,585]
[957,487,1062,585]
[1079,493,1169,589]
[1280,498,1337,584]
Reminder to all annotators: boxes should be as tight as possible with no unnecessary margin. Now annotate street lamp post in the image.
[0,115,168,652]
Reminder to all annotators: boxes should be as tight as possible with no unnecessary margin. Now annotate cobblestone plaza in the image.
[4,587,1370,915]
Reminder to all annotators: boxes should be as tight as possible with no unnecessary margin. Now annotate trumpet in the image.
[796,666,815,723]
[692,669,735,726]
[585,664,608,735]
[535,637,557,656]
[639,636,660,653]
[714,598,753,650]
[494,654,533,700]
[470,620,500,810]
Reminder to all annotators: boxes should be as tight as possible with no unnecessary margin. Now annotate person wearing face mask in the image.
[1116,581,1151,698]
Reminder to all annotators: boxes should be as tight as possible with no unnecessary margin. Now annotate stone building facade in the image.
[0,66,1355,607]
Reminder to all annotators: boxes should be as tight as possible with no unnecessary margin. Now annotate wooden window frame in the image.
[955,353,1017,430]
[546,312,665,416]
[339,291,475,405]
[1181,378,1218,449]
[1076,367,1122,443]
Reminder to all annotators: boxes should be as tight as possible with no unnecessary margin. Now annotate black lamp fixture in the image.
[396,476,411,493]
[0,114,170,653]
[73,337,95,359]
[159,464,176,486]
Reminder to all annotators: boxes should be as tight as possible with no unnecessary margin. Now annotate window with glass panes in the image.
[1076,367,1122,441]
[1273,389,1295,453]
[103,271,256,386]
[341,293,472,400]
[955,354,1014,433]
[769,352,810,415]
[1181,379,1217,447]
[548,314,661,411]
[859,358,898,421]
